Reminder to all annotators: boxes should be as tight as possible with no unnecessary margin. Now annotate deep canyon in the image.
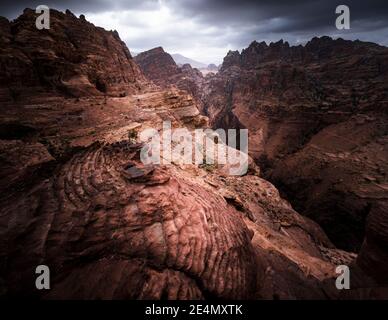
[0,9,387,299]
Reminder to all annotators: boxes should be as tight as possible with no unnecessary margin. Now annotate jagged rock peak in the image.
[221,50,241,70]
[219,36,388,71]
[248,40,268,48]
[134,47,204,97]
[226,49,240,56]
[134,47,178,85]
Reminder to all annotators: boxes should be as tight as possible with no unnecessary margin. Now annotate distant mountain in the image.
[170,53,207,69]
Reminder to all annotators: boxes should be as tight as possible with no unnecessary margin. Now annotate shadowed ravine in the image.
[0,9,387,299]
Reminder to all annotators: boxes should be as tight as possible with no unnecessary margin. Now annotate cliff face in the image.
[134,47,180,86]
[0,9,147,101]
[135,47,204,97]
[203,37,388,289]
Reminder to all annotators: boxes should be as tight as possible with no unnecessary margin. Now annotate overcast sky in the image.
[1,0,388,64]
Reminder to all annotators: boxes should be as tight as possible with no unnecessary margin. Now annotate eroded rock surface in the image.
[135,47,204,98]
[1,141,260,299]
[0,83,344,298]
[0,10,383,300]
[202,37,388,255]
[0,9,147,102]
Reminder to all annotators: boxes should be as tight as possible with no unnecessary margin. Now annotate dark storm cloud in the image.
[1,1,387,63]
[3,0,388,31]
[0,0,159,19]
[165,0,388,54]
[169,0,388,29]
[177,0,388,41]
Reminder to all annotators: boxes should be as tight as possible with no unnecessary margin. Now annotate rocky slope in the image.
[202,37,388,291]
[0,10,385,299]
[0,87,351,299]
[0,85,347,299]
[0,9,146,102]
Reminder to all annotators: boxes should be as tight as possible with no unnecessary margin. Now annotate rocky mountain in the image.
[135,46,204,97]
[0,9,387,300]
[134,47,179,86]
[0,8,147,102]
[202,37,388,290]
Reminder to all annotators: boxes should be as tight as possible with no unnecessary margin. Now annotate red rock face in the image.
[135,47,204,98]
[0,8,386,300]
[1,141,259,299]
[357,202,388,285]
[0,84,344,299]
[0,9,147,102]
[134,47,180,86]
[203,36,388,289]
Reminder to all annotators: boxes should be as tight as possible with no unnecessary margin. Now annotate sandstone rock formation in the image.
[356,201,388,287]
[0,9,386,300]
[201,37,388,295]
[1,140,259,299]
[0,9,146,102]
[0,82,344,299]
[135,47,204,98]
[202,37,388,253]
[134,47,179,86]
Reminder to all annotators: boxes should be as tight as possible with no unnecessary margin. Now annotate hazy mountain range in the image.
[170,53,208,68]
